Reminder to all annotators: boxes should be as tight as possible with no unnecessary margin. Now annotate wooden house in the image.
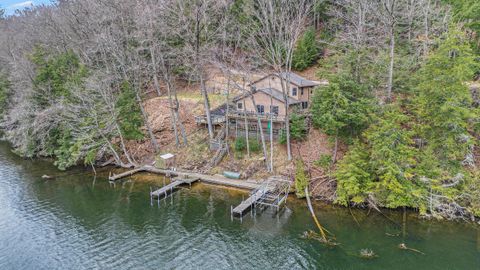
[233,72,322,117]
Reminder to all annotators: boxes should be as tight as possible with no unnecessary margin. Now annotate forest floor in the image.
[120,66,339,199]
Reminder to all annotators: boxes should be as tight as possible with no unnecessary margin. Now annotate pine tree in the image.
[116,81,144,140]
[292,28,319,71]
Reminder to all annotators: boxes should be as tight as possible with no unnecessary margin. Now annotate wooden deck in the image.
[109,165,261,191]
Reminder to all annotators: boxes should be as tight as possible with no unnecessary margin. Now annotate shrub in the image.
[295,159,309,198]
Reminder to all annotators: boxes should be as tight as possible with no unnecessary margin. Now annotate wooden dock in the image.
[109,165,262,191]
[232,189,266,216]
[150,176,200,198]
[231,177,292,217]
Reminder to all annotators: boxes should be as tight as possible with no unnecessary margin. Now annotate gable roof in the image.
[233,88,300,105]
[251,72,321,87]
[278,72,321,87]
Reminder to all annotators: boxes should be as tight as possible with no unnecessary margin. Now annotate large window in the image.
[300,88,304,95]
[301,102,308,109]
[292,87,297,96]
[256,105,265,114]
[270,105,279,115]
[237,102,243,110]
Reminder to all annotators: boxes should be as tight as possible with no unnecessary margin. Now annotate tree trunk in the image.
[244,109,250,157]
[150,47,162,97]
[135,89,159,153]
[165,80,180,147]
[423,0,430,58]
[332,133,338,164]
[250,95,270,171]
[386,25,395,102]
[225,78,230,156]
[200,75,214,140]
[270,90,274,172]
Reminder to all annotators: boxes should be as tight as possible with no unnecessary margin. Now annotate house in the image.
[195,71,325,140]
[234,72,323,116]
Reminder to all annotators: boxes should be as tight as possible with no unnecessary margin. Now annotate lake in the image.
[0,141,478,270]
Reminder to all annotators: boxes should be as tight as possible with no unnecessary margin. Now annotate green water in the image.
[0,141,478,270]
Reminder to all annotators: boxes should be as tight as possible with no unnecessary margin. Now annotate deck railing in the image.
[226,110,285,122]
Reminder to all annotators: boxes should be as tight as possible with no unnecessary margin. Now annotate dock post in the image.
[157,193,160,207]
[231,205,233,222]
[150,187,153,206]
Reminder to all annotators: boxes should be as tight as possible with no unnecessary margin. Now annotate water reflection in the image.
[0,141,478,270]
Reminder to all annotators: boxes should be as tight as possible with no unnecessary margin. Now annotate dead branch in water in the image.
[304,186,339,246]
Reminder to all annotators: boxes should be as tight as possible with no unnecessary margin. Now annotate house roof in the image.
[251,72,322,87]
[232,88,300,105]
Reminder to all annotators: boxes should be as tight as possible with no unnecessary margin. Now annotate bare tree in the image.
[246,0,312,161]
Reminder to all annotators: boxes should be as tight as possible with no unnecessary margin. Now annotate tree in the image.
[117,81,144,140]
[335,140,372,206]
[292,27,319,71]
[415,27,477,167]
[0,74,9,117]
[310,74,374,162]
[295,159,309,198]
[246,0,312,161]
[336,106,418,208]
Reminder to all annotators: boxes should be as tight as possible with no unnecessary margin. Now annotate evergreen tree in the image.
[310,74,374,160]
[116,81,144,140]
[295,159,309,198]
[335,141,372,206]
[292,28,319,71]
[415,27,477,168]
[0,74,10,117]
[30,47,87,107]
[336,106,419,208]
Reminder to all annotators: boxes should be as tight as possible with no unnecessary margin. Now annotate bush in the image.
[315,154,332,170]
[295,160,309,198]
[234,137,246,152]
[234,137,261,153]
[279,114,308,144]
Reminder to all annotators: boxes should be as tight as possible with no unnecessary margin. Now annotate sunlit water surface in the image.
[0,141,478,270]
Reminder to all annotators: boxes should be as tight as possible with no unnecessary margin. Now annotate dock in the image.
[232,189,266,216]
[231,177,292,217]
[109,165,262,191]
[150,176,200,198]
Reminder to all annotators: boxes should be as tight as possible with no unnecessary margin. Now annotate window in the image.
[310,89,313,95]
[256,105,265,114]
[301,102,308,109]
[237,102,243,110]
[270,105,279,115]
[300,88,304,95]
[292,87,297,96]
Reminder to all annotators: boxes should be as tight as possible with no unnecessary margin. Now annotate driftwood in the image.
[398,243,425,255]
[304,186,339,246]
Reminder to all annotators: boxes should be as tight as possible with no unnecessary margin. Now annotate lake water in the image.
[0,141,478,270]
